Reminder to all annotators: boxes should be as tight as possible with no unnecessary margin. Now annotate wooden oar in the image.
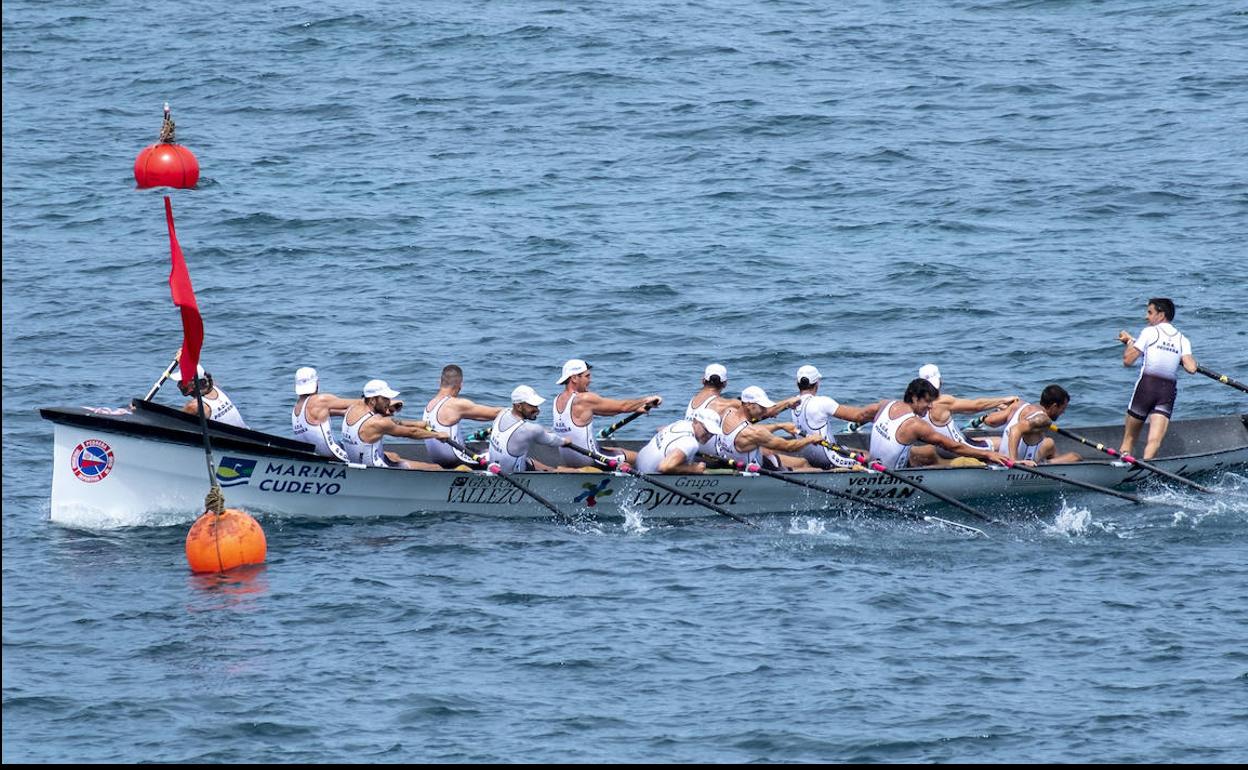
[1048,424,1214,494]
[997,458,1143,503]
[1196,365,1248,394]
[564,443,756,527]
[597,400,659,439]
[143,351,183,401]
[701,454,987,537]
[817,440,998,524]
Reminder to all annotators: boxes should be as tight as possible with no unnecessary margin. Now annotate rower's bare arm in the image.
[766,422,799,436]
[658,449,704,474]
[760,396,800,419]
[388,419,444,441]
[834,402,882,425]
[753,428,821,453]
[586,393,661,416]
[455,399,505,421]
[917,421,1007,465]
[317,394,357,416]
[948,395,1019,414]
[1182,354,1198,374]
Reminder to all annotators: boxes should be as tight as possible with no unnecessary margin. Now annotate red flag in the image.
[165,196,203,388]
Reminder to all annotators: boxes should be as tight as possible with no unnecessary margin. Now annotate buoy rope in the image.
[204,484,225,515]
[159,102,176,144]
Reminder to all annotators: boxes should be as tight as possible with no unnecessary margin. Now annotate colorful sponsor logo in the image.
[217,457,258,487]
[71,439,114,483]
[574,478,613,507]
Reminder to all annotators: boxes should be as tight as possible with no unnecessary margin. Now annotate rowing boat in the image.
[41,399,1248,528]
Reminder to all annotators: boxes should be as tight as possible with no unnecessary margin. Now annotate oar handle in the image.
[464,427,493,442]
[1196,365,1248,394]
[441,436,489,467]
[566,443,755,526]
[597,400,659,439]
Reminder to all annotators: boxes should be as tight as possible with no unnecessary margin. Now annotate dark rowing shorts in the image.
[1127,373,1178,421]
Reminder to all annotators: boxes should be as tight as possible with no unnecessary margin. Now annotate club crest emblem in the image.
[71,439,115,483]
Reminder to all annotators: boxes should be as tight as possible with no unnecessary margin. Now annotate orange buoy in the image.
[185,508,267,573]
[134,103,199,189]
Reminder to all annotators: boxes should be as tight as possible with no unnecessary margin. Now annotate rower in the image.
[636,408,722,474]
[488,385,572,472]
[552,358,660,467]
[999,385,1082,465]
[868,379,1009,469]
[291,366,354,461]
[422,365,505,469]
[179,364,248,429]
[340,379,448,470]
[1117,297,1198,460]
[685,363,730,418]
[906,363,1019,467]
[790,364,884,469]
[714,386,824,470]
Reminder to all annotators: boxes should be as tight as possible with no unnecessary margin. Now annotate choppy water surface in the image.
[4,0,1246,762]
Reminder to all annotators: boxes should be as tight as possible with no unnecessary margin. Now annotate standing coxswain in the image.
[1117,297,1198,460]
[868,379,1010,470]
[489,385,573,472]
[552,358,661,468]
[422,365,505,469]
[291,366,354,461]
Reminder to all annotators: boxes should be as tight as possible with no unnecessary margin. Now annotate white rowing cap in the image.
[741,385,776,407]
[363,379,400,399]
[557,359,592,384]
[511,385,545,406]
[919,363,942,390]
[295,366,319,395]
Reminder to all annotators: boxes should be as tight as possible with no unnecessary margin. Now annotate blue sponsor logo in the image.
[217,457,258,487]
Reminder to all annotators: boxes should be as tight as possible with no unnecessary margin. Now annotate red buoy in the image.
[134,103,199,189]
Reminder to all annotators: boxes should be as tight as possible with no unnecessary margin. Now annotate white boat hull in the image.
[45,404,1248,529]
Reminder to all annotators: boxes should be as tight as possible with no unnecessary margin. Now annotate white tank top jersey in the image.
[202,387,247,429]
[423,395,472,466]
[636,420,702,474]
[685,393,717,420]
[870,401,917,470]
[488,411,531,473]
[715,414,761,466]
[923,412,974,446]
[340,410,388,467]
[1133,323,1192,380]
[792,393,857,469]
[292,398,349,461]
[553,392,599,467]
[1000,404,1043,463]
